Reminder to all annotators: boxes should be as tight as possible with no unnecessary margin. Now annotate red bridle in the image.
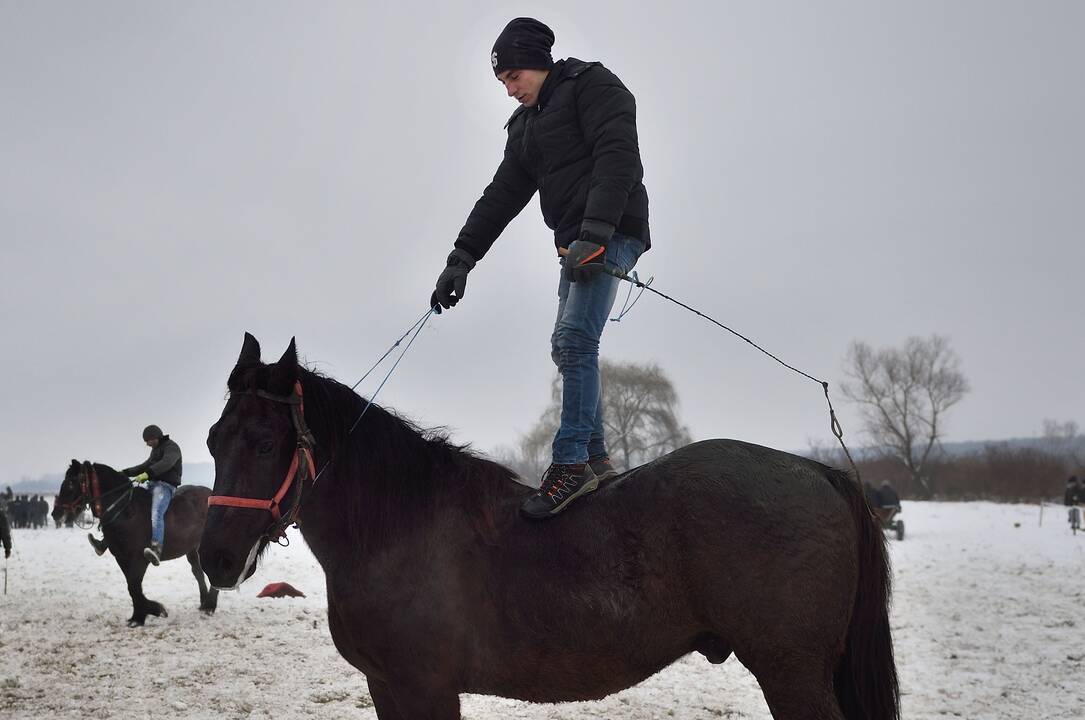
[207,381,317,542]
[60,462,103,518]
[60,463,135,525]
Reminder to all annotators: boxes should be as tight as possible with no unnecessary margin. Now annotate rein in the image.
[601,265,865,489]
[207,381,317,543]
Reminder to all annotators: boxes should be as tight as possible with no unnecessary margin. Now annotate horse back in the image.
[168,485,211,524]
[516,438,858,551]
[480,439,859,649]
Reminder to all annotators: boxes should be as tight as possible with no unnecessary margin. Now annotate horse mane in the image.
[91,463,128,485]
[228,361,517,550]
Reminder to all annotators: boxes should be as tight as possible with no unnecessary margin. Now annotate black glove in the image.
[564,220,614,283]
[430,249,477,313]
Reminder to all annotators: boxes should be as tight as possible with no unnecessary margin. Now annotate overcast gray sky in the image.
[2,1,1082,480]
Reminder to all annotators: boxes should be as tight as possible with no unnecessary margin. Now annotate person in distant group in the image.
[878,480,900,508]
[1066,476,1084,530]
[120,425,183,566]
[1,503,11,559]
[1064,476,1083,506]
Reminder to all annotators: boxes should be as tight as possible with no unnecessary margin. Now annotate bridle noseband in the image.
[207,380,317,543]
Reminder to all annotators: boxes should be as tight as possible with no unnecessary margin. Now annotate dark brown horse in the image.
[200,334,899,720]
[55,460,218,626]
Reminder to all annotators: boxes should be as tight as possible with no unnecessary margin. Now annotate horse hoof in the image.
[127,619,144,628]
[199,606,217,615]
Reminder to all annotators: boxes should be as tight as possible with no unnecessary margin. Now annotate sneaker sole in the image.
[87,534,106,556]
[548,476,600,515]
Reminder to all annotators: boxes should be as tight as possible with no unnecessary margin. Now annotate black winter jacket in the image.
[455,58,650,260]
[123,435,183,487]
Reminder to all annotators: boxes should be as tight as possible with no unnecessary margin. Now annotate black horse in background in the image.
[54,460,218,626]
[200,334,899,720]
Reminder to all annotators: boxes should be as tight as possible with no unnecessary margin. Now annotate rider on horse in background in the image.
[430,17,650,520]
[121,424,183,566]
[878,480,901,508]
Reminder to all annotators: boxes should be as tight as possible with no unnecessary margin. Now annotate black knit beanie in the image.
[491,18,555,76]
[142,425,164,441]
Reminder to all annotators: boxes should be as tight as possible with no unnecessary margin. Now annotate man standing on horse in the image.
[121,425,182,565]
[430,17,650,519]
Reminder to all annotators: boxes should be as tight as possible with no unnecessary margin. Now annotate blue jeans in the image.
[148,481,174,547]
[551,233,644,464]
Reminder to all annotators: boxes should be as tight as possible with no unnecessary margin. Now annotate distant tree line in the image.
[814,441,1078,502]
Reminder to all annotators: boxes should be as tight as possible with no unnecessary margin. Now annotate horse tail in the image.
[825,467,900,720]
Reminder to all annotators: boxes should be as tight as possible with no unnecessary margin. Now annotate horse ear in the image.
[276,337,298,369]
[238,332,261,365]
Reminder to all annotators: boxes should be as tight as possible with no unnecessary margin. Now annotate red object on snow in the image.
[256,581,306,598]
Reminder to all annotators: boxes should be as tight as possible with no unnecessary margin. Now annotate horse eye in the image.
[258,440,274,454]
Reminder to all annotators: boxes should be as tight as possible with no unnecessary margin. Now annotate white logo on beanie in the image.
[491,51,498,68]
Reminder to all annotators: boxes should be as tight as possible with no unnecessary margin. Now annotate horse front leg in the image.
[367,679,406,720]
[122,558,150,627]
[122,557,168,627]
[367,677,460,720]
[186,550,218,614]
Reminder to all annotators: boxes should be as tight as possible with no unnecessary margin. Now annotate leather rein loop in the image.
[207,381,317,542]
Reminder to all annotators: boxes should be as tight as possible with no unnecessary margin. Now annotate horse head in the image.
[53,459,89,525]
[200,333,316,591]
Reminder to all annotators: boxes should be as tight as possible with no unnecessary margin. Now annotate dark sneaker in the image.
[588,456,618,482]
[87,534,108,556]
[520,463,599,519]
[143,543,162,566]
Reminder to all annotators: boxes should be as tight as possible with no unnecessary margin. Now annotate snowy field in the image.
[1,500,1083,719]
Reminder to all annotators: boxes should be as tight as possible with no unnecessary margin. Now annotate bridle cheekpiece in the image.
[207,380,316,543]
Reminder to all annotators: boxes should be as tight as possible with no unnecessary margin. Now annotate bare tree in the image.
[496,359,692,481]
[804,437,847,467]
[600,360,692,470]
[491,405,560,485]
[1041,418,1081,468]
[841,335,969,497]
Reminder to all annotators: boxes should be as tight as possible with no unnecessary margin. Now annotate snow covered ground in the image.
[1,500,1083,719]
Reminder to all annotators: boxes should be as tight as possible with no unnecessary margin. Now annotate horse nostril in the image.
[200,547,237,583]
